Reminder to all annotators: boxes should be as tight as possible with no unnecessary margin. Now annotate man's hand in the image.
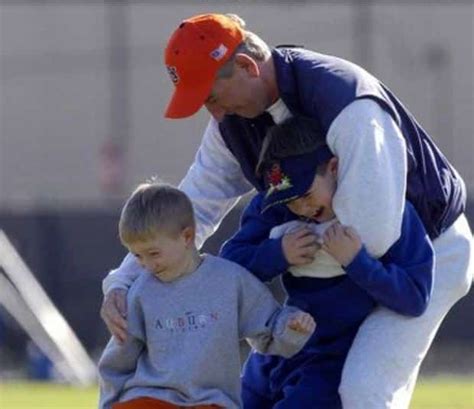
[322,223,362,267]
[100,288,128,343]
[287,311,316,334]
[282,228,321,266]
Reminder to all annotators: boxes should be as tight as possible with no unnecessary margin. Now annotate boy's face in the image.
[286,157,338,222]
[126,228,194,283]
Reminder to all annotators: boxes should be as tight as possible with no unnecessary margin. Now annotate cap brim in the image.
[164,75,214,119]
[261,173,314,213]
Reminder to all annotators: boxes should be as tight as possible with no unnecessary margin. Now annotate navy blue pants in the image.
[241,350,344,409]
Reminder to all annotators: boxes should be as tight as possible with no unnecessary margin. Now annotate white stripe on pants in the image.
[339,214,474,409]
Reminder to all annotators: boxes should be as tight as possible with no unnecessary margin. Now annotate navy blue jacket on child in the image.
[220,194,434,409]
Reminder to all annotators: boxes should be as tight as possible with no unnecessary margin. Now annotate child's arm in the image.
[98,336,144,409]
[323,202,434,316]
[220,194,318,281]
[98,295,145,409]
[237,267,315,358]
[220,194,289,280]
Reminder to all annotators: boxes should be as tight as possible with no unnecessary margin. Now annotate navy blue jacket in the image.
[220,195,434,350]
[219,48,465,239]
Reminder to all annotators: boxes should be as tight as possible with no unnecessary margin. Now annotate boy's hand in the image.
[322,223,362,267]
[100,288,128,344]
[287,312,316,334]
[282,228,321,266]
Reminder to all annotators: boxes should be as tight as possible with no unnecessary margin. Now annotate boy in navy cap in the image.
[220,116,435,409]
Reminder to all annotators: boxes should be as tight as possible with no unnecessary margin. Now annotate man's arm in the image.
[100,255,147,343]
[179,117,254,248]
[324,203,434,316]
[102,253,144,294]
[327,98,407,257]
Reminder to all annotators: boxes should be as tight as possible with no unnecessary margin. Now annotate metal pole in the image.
[353,0,373,72]
[101,0,130,197]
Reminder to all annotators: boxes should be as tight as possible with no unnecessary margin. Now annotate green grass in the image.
[410,377,474,409]
[0,382,98,408]
[0,377,472,408]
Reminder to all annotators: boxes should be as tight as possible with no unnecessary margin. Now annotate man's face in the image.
[126,230,191,283]
[204,55,271,121]
[286,158,338,223]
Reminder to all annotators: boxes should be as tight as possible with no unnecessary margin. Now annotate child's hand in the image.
[287,312,316,334]
[282,228,321,266]
[322,223,362,267]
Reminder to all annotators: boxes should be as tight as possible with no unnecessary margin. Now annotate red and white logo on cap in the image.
[265,163,293,197]
[210,44,228,61]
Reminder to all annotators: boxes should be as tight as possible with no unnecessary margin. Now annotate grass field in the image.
[0,377,472,408]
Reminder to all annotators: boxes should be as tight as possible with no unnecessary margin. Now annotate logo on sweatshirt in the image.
[155,311,219,333]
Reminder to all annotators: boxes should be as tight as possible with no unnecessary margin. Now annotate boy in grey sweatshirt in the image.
[98,181,315,409]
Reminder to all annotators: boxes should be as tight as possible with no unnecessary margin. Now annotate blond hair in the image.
[119,180,195,245]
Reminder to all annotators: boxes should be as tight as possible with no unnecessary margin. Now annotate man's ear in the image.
[234,53,260,77]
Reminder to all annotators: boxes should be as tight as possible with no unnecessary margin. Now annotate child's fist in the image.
[282,228,321,266]
[322,223,362,267]
[287,312,316,334]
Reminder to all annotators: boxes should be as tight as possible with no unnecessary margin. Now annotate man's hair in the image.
[217,14,271,79]
[256,116,329,176]
[119,180,195,245]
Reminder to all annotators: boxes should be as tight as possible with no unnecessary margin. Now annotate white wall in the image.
[1,1,472,209]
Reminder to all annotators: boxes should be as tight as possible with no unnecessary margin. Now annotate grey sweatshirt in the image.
[98,254,312,409]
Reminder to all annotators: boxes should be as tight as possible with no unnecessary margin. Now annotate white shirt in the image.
[269,219,346,278]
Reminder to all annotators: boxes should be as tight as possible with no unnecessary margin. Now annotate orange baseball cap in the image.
[164,14,244,119]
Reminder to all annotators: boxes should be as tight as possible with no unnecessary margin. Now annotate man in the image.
[101,13,473,408]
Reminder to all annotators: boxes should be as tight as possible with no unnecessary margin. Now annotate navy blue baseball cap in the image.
[261,145,334,212]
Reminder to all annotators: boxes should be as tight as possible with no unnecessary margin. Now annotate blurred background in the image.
[0,0,473,392]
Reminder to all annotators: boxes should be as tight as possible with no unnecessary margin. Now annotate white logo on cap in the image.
[166,66,179,84]
[210,44,228,61]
